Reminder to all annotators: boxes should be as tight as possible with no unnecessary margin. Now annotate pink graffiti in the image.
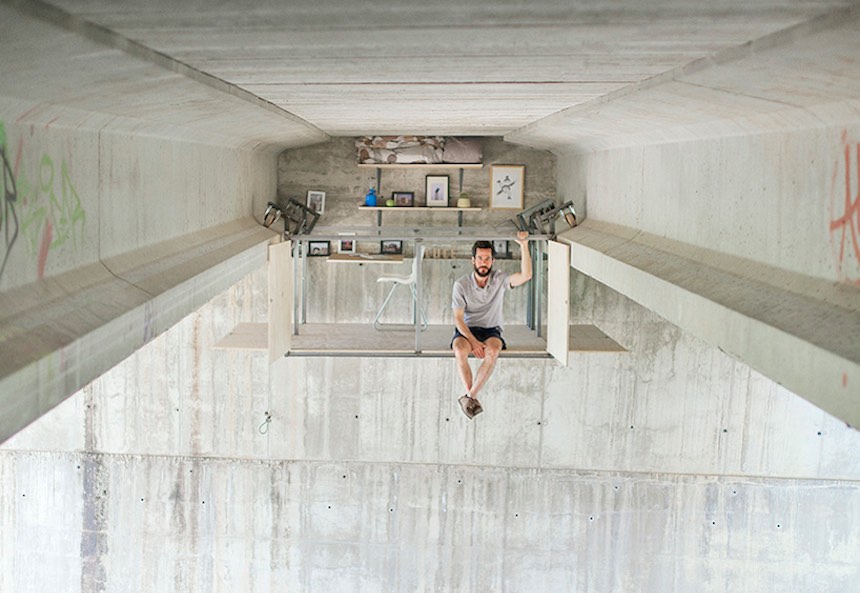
[38,219,52,279]
[830,131,860,285]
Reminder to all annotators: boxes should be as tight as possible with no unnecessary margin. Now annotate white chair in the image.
[373,244,429,331]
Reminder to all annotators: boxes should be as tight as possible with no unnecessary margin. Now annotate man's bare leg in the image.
[466,337,502,401]
[453,336,473,394]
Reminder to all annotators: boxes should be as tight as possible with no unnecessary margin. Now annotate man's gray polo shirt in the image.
[451,269,511,328]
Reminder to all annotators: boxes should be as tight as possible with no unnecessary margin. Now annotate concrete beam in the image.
[508,7,860,152]
[558,220,860,428]
[0,218,276,443]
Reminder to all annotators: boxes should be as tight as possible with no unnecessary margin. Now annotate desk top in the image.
[327,253,404,264]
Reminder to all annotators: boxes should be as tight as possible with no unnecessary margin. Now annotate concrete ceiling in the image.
[36,0,855,137]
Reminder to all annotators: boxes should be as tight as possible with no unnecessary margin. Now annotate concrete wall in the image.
[548,111,860,427]
[519,12,860,286]
[524,13,860,428]
[559,125,860,285]
[2,6,859,593]
[0,106,276,291]
[2,263,858,592]
[0,4,323,441]
[277,136,558,247]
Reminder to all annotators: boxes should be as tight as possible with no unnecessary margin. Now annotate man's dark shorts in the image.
[450,326,507,350]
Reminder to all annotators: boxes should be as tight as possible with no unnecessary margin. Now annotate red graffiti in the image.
[830,131,860,285]
[38,219,52,279]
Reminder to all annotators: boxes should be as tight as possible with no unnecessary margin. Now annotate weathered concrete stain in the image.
[79,455,108,593]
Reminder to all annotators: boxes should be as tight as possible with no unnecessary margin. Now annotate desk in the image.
[327,253,404,264]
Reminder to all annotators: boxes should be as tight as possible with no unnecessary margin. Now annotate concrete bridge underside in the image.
[0,2,859,592]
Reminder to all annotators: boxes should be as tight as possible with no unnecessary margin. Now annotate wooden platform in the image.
[327,253,403,264]
[215,323,625,357]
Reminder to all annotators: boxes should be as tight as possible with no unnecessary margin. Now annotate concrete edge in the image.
[0,218,276,443]
[557,222,860,429]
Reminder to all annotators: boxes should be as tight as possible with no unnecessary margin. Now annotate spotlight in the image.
[263,201,282,228]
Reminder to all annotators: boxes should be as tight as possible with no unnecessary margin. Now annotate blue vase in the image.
[364,187,377,207]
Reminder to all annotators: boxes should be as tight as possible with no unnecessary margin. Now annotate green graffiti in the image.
[19,153,85,256]
[0,118,85,283]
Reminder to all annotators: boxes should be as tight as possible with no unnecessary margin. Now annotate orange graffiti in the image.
[830,131,860,285]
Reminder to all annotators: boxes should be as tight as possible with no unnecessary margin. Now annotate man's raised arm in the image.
[508,230,532,288]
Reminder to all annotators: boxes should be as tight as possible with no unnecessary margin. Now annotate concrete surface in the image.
[0,3,313,441]
[30,0,854,135]
[558,220,860,428]
[276,136,558,233]
[1,1,859,592]
[2,265,859,592]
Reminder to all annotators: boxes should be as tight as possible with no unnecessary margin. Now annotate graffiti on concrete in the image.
[0,120,85,284]
[0,122,20,283]
[19,154,86,277]
[830,130,860,285]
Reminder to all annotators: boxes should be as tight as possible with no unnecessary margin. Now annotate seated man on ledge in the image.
[451,231,532,419]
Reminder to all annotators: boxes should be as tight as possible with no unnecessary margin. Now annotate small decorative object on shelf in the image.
[338,231,357,254]
[380,240,403,255]
[392,191,414,207]
[308,241,330,256]
[364,186,377,207]
[493,240,510,259]
[306,190,325,214]
[456,192,471,208]
[426,175,449,206]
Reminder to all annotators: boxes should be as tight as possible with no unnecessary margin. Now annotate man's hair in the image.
[472,240,495,258]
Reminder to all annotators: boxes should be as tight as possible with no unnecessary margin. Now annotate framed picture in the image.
[380,240,403,255]
[307,190,326,214]
[308,240,330,256]
[490,165,524,210]
[392,191,414,207]
[492,240,510,259]
[425,175,449,207]
[338,239,355,253]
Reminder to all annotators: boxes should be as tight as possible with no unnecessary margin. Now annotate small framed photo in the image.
[308,240,330,256]
[338,238,356,253]
[306,190,326,214]
[492,240,510,259]
[392,191,414,207]
[490,165,524,210]
[380,240,403,255]
[425,175,449,207]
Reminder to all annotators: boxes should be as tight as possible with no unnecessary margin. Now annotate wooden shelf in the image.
[327,253,403,264]
[357,163,483,169]
[358,206,481,212]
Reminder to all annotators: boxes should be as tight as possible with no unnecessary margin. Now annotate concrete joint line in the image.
[38,451,860,486]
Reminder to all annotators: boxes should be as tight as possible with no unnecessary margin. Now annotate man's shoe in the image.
[458,395,476,419]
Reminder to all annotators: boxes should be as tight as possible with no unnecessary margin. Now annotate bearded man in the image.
[450,231,531,419]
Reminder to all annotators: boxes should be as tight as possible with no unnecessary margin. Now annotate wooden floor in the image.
[215,323,625,357]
